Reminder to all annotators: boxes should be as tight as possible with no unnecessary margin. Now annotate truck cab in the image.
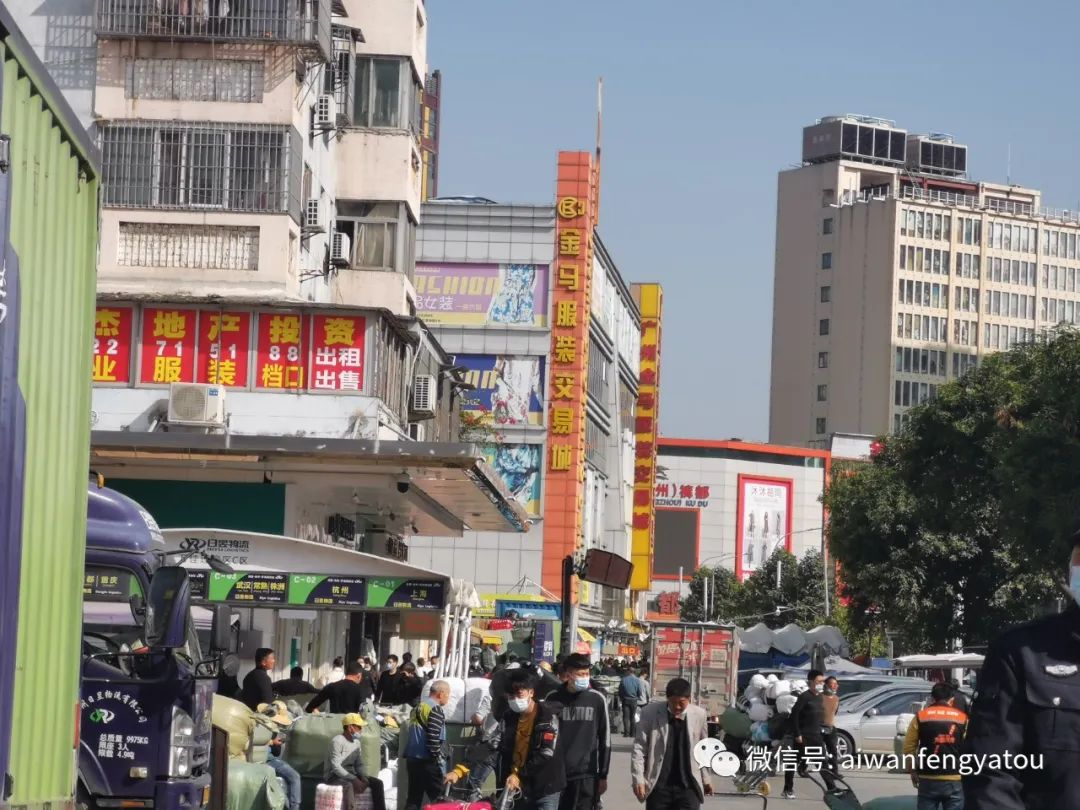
[79,484,232,809]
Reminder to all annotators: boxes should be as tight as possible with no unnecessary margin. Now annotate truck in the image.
[646,622,739,732]
[79,481,238,809]
[0,3,102,806]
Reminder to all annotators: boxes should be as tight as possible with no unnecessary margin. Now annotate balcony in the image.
[96,0,331,62]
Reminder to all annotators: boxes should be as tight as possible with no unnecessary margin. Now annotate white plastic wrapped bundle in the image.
[377,767,395,789]
[316,784,344,810]
[747,699,773,722]
[743,673,768,702]
[750,720,772,743]
[440,677,491,724]
[790,679,809,695]
[776,694,798,715]
[765,674,779,684]
[766,679,791,700]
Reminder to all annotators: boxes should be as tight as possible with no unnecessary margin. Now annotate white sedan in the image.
[831,686,932,757]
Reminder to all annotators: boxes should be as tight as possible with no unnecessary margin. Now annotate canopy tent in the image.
[782,655,880,676]
[739,623,775,654]
[805,625,850,658]
[770,623,808,656]
[893,653,985,669]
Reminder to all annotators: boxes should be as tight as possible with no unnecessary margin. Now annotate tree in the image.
[735,548,830,629]
[825,330,1080,653]
[680,566,742,622]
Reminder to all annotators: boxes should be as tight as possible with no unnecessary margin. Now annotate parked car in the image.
[832,685,936,757]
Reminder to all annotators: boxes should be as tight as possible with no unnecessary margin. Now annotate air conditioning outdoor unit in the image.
[408,422,425,442]
[315,94,337,129]
[303,198,323,232]
[410,374,436,418]
[167,383,226,427]
[331,230,351,267]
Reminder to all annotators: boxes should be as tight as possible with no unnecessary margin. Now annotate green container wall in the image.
[2,30,100,808]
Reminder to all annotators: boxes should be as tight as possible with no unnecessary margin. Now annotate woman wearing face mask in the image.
[445,669,564,809]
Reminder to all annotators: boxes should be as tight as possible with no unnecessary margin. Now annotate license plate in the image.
[202,786,211,807]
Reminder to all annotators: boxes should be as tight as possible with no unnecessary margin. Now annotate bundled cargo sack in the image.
[360,716,382,780]
[225,761,286,810]
[749,721,772,744]
[315,783,344,810]
[436,678,468,724]
[776,694,798,715]
[766,679,791,701]
[213,695,256,761]
[747,699,772,722]
[743,674,769,702]
[284,713,346,777]
[720,706,752,739]
[250,721,274,764]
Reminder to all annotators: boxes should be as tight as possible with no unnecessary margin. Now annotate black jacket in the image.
[964,605,1080,809]
[466,702,564,798]
[791,691,826,741]
[240,668,273,711]
[377,670,402,704]
[273,677,318,697]
[306,678,373,714]
[545,685,611,780]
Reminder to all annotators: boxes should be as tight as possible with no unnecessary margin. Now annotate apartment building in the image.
[408,184,647,636]
[771,114,1080,446]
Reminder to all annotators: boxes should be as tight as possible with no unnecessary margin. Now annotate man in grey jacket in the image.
[631,678,713,809]
[324,713,386,810]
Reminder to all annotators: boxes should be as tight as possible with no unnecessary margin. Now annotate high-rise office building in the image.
[771,114,1079,446]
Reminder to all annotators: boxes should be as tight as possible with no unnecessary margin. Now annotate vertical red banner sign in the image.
[309,314,366,391]
[92,305,134,384]
[254,312,308,390]
[138,307,197,384]
[542,151,596,599]
[196,311,252,387]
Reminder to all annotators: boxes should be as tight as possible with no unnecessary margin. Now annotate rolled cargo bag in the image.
[225,762,286,810]
[213,695,256,761]
[284,714,347,777]
[720,707,752,739]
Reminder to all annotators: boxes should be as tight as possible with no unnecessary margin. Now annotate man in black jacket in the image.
[445,669,563,810]
[785,670,836,798]
[273,666,318,697]
[376,655,401,704]
[546,653,611,810]
[307,661,373,713]
[240,648,275,710]
[963,529,1080,810]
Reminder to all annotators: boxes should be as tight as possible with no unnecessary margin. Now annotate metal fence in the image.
[100,121,300,216]
[96,0,332,59]
[117,222,260,271]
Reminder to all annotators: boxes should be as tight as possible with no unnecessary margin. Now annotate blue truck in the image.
[79,481,237,809]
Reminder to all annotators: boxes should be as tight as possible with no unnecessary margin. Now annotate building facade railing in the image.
[96,0,331,61]
[839,184,1080,226]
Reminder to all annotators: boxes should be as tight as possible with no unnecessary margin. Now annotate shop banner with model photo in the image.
[414,263,549,327]
[458,354,545,426]
[482,444,542,515]
[736,476,792,580]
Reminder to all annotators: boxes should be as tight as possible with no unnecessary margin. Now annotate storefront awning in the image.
[90,431,530,535]
[577,628,597,643]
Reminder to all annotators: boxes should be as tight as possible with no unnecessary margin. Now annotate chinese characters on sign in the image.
[654,482,711,508]
[631,284,663,591]
[197,311,251,387]
[736,476,793,581]
[541,151,597,600]
[310,314,366,391]
[138,307,197,384]
[413,263,549,327]
[255,312,307,390]
[92,306,134,383]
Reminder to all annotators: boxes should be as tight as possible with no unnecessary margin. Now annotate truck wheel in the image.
[76,782,97,810]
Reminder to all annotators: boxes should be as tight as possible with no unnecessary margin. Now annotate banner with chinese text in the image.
[414,263,549,327]
[254,312,308,390]
[138,307,197,385]
[196,310,251,387]
[93,306,134,384]
[736,476,793,581]
[630,284,662,591]
[310,314,366,391]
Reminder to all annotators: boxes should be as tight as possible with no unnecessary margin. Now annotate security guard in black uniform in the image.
[963,529,1080,809]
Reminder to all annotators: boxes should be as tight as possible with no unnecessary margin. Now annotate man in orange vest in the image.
[903,682,967,810]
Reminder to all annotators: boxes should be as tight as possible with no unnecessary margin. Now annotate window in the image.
[822,188,834,207]
[821,252,832,270]
[126,58,264,103]
[100,123,297,215]
[820,286,831,303]
[353,57,414,129]
[817,385,828,402]
[815,418,827,435]
[336,201,404,271]
[822,218,833,235]
[818,352,829,369]
[819,319,830,336]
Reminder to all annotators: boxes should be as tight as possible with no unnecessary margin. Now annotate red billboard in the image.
[196,310,252,387]
[92,306,134,384]
[309,314,365,391]
[254,312,308,390]
[138,307,197,385]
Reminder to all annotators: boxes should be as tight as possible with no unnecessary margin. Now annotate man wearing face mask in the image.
[324,713,387,810]
[786,670,837,798]
[963,525,1080,810]
[445,669,563,809]
[376,654,400,705]
[546,654,611,810]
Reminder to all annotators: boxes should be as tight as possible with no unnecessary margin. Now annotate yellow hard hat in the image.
[342,713,365,728]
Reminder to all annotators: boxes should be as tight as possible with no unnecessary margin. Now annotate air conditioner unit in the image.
[408,422,425,442]
[410,374,436,418]
[167,383,226,426]
[315,94,336,129]
[303,198,323,232]
[330,230,351,267]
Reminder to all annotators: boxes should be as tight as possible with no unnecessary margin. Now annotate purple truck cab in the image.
[80,485,230,809]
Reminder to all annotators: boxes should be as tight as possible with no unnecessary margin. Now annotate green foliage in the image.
[825,330,1080,653]
[680,548,832,630]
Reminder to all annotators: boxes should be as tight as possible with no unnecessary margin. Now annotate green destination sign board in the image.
[187,571,444,609]
[288,574,366,607]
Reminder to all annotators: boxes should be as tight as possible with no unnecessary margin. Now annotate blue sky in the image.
[428,0,1080,441]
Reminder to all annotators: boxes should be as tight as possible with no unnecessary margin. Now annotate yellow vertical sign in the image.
[630,284,663,592]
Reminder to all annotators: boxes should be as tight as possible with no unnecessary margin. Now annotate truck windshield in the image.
[82,603,204,666]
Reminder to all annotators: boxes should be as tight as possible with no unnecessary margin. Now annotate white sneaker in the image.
[782,789,796,799]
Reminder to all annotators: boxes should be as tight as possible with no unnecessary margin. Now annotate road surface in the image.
[599,737,915,809]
